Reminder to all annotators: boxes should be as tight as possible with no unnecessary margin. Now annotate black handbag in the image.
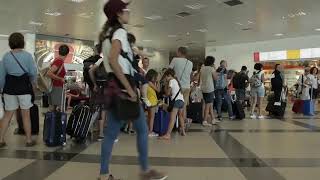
[3,52,32,95]
[167,89,181,112]
[105,74,141,121]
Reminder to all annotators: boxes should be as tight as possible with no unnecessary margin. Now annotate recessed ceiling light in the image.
[69,0,86,3]
[144,15,163,20]
[45,9,62,16]
[186,32,190,36]
[29,21,43,26]
[143,40,152,42]
[185,3,206,10]
[235,22,244,26]
[0,34,9,37]
[78,12,94,18]
[315,28,320,31]
[168,35,177,38]
[247,20,254,24]
[274,33,284,36]
[283,10,307,19]
[195,28,208,33]
[18,30,31,33]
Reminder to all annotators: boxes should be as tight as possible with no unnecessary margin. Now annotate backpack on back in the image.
[232,73,241,89]
[83,55,101,89]
[215,71,226,90]
[250,71,262,88]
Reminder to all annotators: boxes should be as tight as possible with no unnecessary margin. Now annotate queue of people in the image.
[0,0,320,180]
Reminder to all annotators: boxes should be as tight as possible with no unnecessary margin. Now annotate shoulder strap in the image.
[10,51,27,73]
[172,88,181,101]
[180,60,189,81]
[56,64,64,75]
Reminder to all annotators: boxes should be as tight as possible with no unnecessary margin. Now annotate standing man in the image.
[47,44,69,111]
[215,60,234,120]
[140,57,150,76]
[233,66,249,105]
[169,47,193,122]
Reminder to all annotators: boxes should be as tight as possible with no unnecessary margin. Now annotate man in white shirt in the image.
[141,57,150,76]
[169,47,193,119]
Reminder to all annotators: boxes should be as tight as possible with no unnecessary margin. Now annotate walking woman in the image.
[199,56,218,126]
[0,32,37,147]
[97,0,167,179]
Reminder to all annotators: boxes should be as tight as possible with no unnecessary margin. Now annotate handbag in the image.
[167,89,181,112]
[3,52,33,95]
[105,74,140,121]
[38,62,63,93]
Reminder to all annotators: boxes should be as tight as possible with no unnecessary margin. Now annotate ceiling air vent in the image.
[176,12,191,18]
[242,28,252,31]
[224,0,243,6]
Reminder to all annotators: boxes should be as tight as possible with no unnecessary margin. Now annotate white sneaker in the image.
[250,114,256,119]
[202,121,212,127]
[114,138,119,143]
[148,132,159,137]
[258,115,264,119]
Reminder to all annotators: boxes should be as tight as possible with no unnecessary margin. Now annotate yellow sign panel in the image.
[287,50,300,60]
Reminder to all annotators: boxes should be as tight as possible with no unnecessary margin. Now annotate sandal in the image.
[179,128,186,136]
[26,141,36,147]
[158,135,170,140]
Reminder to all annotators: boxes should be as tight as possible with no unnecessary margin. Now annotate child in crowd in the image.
[145,69,160,137]
[159,69,186,140]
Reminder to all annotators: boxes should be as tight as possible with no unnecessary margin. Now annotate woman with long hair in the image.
[159,69,186,140]
[97,1,167,180]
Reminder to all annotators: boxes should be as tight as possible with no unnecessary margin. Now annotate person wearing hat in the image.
[97,0,167,180]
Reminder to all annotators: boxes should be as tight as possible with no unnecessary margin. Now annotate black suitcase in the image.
[67,105,98,142]
[187,102,203,123]
[232,100,245,120]
[266,100,286,118]
[15,104,39,135]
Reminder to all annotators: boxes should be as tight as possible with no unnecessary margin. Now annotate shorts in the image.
[173,100,184,109]
[49,86,64,106]
[3,94,33,111]
[251,86,265,97]
[202,92,214,104]
[181,88,190,106]
[235,89,246,101]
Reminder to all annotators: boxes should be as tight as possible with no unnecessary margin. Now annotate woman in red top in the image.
[47,45,69,111]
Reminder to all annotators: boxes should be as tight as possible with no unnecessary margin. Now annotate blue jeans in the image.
[100,106,149,175]
[215,89,233,118]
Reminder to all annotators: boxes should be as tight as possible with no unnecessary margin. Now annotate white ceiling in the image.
[1,0,320,54]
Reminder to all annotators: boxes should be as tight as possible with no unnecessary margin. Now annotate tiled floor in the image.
[1,107,320,180]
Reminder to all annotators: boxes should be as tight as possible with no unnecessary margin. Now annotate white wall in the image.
[148,51,170,71]
[206,35,320,73]
[0,37,9,59]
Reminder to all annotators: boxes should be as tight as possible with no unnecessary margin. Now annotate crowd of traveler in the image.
[0,0,320,179]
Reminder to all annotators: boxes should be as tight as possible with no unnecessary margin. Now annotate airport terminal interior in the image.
[1,0,320,180]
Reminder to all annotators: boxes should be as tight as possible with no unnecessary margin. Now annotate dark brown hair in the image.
[145,69,158,82]
[178,46,188,56]
[9,32,25,49]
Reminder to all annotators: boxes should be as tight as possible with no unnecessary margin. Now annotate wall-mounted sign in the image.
[254,48,320,61]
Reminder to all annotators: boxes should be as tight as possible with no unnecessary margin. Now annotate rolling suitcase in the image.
[15,104,40,135]
[67,105,97,142]
[292,100,303,113]
[153,108,170,136]
[43,85,67,147]
[187,102,203,123]
[303,100,314,116]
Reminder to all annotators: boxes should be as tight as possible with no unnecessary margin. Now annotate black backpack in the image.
[83,55,101,89]
[232,73,241,89]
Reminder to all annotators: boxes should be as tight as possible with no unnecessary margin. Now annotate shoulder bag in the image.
[3,52,33,95]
